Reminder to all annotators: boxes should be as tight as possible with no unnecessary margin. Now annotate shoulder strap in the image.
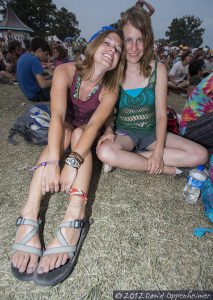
[149,60,158,86]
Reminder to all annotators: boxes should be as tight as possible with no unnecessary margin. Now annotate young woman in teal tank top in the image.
[97,5,208,175]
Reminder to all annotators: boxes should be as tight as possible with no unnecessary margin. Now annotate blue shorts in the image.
[116,129,156,152]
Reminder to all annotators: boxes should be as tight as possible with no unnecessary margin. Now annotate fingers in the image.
[147,159,164,175]
[97,134,115,148]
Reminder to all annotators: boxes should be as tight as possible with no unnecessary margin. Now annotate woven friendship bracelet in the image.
[69,187,88,201]
[30,160,60,172]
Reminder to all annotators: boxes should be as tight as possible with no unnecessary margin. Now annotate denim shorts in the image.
[116,129,156,152]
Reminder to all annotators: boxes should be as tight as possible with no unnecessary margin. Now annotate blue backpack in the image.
[8,104,50,145]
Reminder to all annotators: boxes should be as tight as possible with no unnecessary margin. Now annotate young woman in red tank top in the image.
[11,27,124,286]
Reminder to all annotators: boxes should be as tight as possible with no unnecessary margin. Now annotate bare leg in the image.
[11,123,73,274]
[97,133,208,175]
[37,126,93,274]
[145,133,208,167]
[97,134,151,171]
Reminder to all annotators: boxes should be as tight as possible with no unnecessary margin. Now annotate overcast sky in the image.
[53,0,213,48]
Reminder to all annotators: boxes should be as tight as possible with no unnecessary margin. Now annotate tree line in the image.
[0,0,80,41]
[0,0,205,47]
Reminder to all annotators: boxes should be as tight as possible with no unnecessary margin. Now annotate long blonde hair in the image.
[119,7,154,78]
[75,30,125,92]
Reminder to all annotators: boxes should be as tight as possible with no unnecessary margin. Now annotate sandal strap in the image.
[12,217,42,256]
[43,245,76,257]
[58,220,86,229]
[43,218,94,258]
[12,243,42,256]
[16,217,41,228]
[15,217,41,245]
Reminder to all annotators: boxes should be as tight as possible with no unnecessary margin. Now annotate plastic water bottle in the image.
[183,165,207,204]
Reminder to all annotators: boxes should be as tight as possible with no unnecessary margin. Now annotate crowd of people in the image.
[1,0,212,287]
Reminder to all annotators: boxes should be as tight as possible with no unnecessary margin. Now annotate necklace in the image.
[73,75,100,100]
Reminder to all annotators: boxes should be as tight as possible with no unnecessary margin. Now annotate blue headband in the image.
[89,26,116,43]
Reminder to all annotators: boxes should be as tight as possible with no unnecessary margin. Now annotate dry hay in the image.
[0,86,212,300]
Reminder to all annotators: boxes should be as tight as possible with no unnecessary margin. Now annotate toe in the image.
[19,254,30,273]
[55,255,63,269]
[26,254,39,274]
[11,252,19,267]
[48,254,58,271]
[16,253,25,269]
[37,256,50,274]
[61,253,69,266]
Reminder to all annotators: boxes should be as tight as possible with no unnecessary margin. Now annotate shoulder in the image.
[150,60,167,75]
[52,62,76,87]
[156,61,167,74]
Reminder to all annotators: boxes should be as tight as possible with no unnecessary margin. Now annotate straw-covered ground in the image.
[0,85,212,300]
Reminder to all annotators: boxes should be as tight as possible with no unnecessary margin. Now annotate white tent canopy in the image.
[48,35,62,43]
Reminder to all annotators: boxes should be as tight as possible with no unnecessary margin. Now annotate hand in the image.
[41,164,61,195]
[97,132,116,148]
[60,164,78,194]
[147,151,164,175]
[136,0,145,6]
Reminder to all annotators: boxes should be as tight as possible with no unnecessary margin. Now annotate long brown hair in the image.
[75,30,125,92]
[118,7,154,78]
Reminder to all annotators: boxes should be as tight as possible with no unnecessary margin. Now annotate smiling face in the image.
[123,21,144,65]
[94,32,122,71]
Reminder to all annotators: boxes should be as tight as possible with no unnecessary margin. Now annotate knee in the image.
[96,142,117,165]
[191,145,209,166]
[71,127,84,145]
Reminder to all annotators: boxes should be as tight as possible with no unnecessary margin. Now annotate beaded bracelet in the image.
[30,160,60,172]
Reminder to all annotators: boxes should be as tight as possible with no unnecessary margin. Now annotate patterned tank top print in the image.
[69,73,102,127]
[115,61,157,133]
[73,75,100,100]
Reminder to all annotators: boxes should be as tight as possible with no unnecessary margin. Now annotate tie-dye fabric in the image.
[180,73,213,135]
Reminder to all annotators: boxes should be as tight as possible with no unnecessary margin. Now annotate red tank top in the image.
[69,73,102,127]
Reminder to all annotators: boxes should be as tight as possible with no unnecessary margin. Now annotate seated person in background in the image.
[53,45,70,67]
[204,55,213,76]
[135,0,155,16]
[180,72,213,154]
[22,38,31,53]
[17,37,52,102]
[168,50,193,90]
[0,40,22,82]
[187,59,205,96]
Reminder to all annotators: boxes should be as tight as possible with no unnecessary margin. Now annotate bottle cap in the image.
[197,165,205,171]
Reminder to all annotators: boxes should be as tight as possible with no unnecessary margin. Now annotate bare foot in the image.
[11,218,41,274]
[37,204,85,274]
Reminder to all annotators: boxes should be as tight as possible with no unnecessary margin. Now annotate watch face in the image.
[66,157,80,168]
[70,158,75,165]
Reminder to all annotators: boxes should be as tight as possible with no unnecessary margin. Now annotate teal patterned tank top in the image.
[115,61,157,133]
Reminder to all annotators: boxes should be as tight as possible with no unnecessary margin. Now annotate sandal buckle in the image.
[71,220,85,228]
[16,217,24,226]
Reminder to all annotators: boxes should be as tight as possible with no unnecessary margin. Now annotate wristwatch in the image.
[65,157,80,169]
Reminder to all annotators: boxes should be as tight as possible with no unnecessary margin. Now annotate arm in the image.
[47,63,74,160]
[35,74,52,88]
[32,56,52,88]
[73,88,119,157]
[168,63,179,86]
[97,112,116,148]
[148,62,167,174]
[41,63,74,194]
[136,0,155,16]
[60,87,119,193]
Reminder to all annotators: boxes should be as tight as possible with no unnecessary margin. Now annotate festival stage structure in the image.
[0,6,33,42]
